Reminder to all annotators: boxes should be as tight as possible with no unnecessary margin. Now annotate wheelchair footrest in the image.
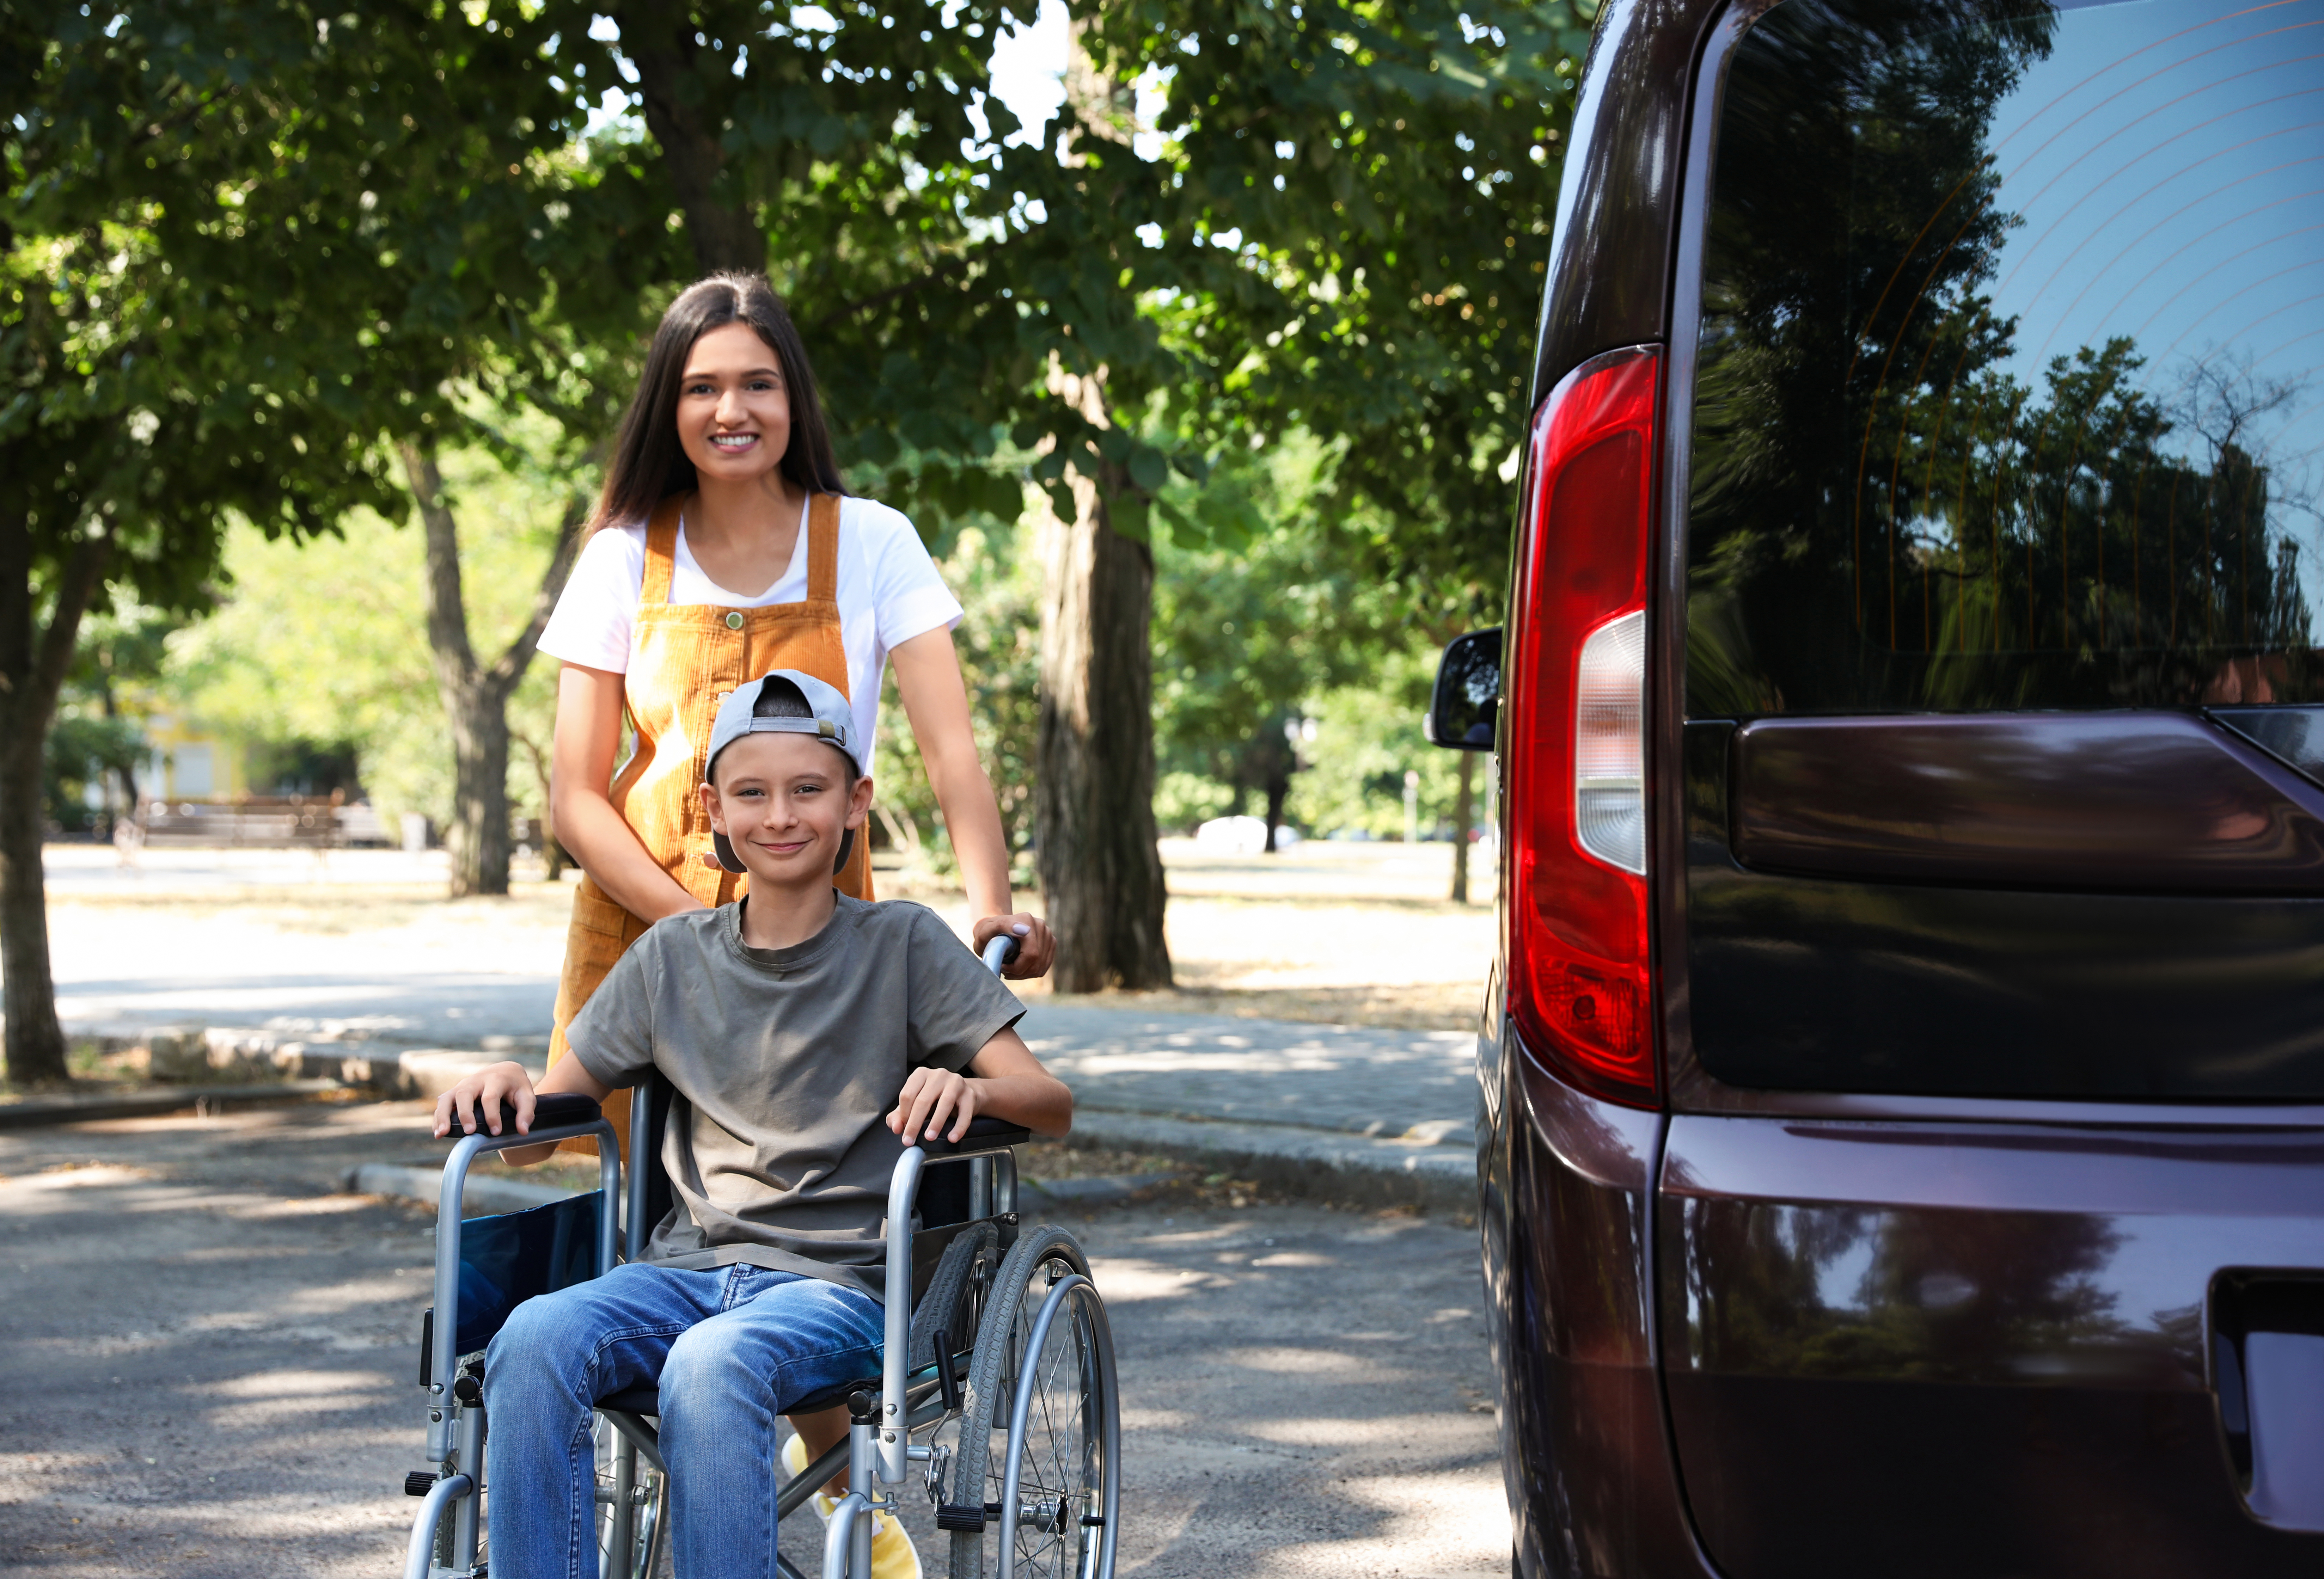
[936,1501,1003,1532]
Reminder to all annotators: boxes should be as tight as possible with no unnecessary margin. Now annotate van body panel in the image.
[1731,713,2324,892]
[1529,0,1718,406]
[1657,1113,2324,1577]
[1493,1030,1718,1578]
[1684,717,2324,1099]
[1488,0,2324,1569]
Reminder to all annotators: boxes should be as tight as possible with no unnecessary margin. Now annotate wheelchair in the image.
[403,937,1121,1579]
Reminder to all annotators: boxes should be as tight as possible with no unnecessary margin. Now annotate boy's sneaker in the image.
[782,1431,923,1579]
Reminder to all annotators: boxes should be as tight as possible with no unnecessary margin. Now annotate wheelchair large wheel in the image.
[595,1417,668,1579]
[943,1224,1121,1579]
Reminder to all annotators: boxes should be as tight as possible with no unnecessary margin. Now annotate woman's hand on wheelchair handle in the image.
[432,1060,539,1139]
[972,913,1054,979]
[888,1066,979,1145]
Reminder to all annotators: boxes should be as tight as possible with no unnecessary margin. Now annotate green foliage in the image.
[39,602,184,832]
[163,435,582,828]
[1090,0,1589,622]
[41,709,144,834]
[11,0,1583,883]
[1151,435,1395,821]
[5,0,656,596]
[872,515,1042,878]
[539,0,1195,537]
[1293,646,1476,841]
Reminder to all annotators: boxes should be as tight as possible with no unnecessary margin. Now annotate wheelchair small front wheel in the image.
[943,1223,1120,1579]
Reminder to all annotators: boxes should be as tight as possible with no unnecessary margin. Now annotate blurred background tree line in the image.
[3,0,1590,1082]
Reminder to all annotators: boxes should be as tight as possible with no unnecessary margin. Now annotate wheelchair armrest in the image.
[920,1116,1031,1158]
[520,1092,603,1131]
[427,1089,603,1137]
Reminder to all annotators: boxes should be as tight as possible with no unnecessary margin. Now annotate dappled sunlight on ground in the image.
[1249,1469,1512,1577]
[2,1107,432,1577]
[1077,1203,1509,1577]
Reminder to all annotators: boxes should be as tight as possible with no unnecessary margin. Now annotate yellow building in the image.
[140,714,249,803]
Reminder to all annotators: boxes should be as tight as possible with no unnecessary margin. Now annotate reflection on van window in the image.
[1688,0,2324,715]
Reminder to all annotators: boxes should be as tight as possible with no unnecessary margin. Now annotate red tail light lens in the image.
[1505,346,1660,1108]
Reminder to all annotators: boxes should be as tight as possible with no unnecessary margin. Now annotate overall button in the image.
[725,611,744,630]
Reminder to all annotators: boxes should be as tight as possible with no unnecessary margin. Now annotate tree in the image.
[1083,0,1583,902]
[1033,360,1174,985]
[44,604,180,837]
[2,4,406,1084]
[401,436,591,894]
[1151,438,1389,851]
[3,0,680,1080]
[262,12,660,897]
[165,457,577,841]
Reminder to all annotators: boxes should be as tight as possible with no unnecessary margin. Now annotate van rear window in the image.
[1687,0,2324,716]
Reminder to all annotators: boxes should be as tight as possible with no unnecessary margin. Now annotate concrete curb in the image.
[1019,1173,1178,1210]
[342,1161,578,1216]
[0,1080,344,1129]
[64,1023,550,1100]
[1065,1110,1478,1215]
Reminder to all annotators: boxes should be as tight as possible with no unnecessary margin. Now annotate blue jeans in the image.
[483,1261,885,1579]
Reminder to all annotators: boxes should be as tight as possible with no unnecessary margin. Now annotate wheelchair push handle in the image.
[981,933,1020,976]
[434,1087,603,1138]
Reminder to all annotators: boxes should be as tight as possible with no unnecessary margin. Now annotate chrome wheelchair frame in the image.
[403,936,1121,1579]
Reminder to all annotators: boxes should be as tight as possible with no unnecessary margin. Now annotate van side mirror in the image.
[1426,627,1502,751]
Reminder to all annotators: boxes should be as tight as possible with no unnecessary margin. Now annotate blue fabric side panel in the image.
[453,1191,605,1355]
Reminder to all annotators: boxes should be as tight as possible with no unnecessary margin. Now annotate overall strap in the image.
[642,495,684,606]
[806,493,840,602]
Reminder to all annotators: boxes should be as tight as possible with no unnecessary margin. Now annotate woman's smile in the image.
[709,430,760,454]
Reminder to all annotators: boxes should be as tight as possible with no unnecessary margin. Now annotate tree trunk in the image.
[615,5,767,275]
[1450,747,1477,904]
[0,509,111,1088]
[1036,372,1171,993]
[0,749,65,1087]
[402,443,586,899]
[1262,771,1290,855]
[444,683,514,898]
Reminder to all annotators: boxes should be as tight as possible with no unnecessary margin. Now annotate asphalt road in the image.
[0,1100,1508,1577]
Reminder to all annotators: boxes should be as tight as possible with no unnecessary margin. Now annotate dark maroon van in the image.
[1427,0,2324,1573]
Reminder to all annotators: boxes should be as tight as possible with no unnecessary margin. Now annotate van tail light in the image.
[1505,346,1660,1108]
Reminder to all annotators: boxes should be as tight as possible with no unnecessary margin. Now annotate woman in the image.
[539,274,1054,1128]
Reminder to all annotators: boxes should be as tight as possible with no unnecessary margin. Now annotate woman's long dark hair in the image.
[592,274,845,533]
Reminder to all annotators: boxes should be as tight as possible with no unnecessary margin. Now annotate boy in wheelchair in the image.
[432,669,1073,1579]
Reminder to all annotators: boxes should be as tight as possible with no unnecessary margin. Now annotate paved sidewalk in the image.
[0,1102,1507,1578]
[1017,1005,1478,1187]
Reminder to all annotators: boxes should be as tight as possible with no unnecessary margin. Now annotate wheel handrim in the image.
[995,1273,1119,1579]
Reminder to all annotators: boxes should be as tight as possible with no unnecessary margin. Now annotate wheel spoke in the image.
[949,1231,1118,1579]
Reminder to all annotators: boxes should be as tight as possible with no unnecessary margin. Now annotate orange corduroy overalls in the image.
[548,491,873,1151]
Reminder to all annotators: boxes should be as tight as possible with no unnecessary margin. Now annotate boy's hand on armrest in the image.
[889,1066,983,1144]
[433,1061,538,1141]
[885,1029,1074,1144]
[431,1058,614,1167]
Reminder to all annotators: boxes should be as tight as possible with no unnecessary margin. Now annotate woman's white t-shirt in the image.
[537,494,961,757]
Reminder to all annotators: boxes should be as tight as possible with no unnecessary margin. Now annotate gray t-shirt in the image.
[566,894,1023,1301]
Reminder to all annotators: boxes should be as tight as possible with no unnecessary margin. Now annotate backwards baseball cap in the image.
[704,670,862,876]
